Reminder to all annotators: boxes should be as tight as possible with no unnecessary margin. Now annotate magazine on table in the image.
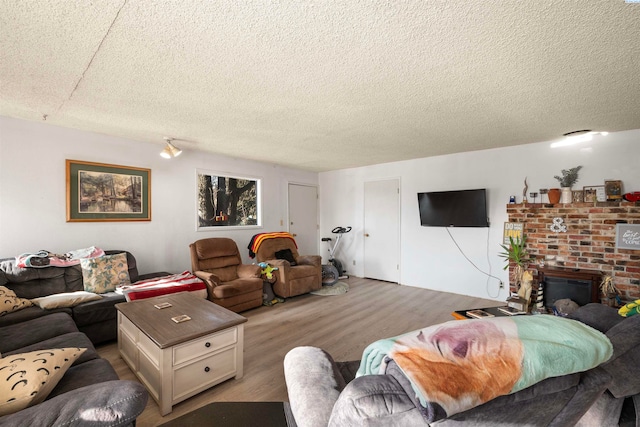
[498,306,527,316]
[466,309,494,319]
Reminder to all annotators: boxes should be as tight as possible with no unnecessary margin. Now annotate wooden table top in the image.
[116,292,247,349]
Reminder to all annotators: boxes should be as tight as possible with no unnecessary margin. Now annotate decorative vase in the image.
[548,188,561,204]
[560,187,572,204]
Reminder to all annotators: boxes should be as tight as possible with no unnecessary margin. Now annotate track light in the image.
[160,137,182,158]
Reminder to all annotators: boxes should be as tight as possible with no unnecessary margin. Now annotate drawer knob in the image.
[205,342,211,348]
[204,366,210,373]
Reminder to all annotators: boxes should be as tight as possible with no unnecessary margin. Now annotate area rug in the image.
[310,281,349,296]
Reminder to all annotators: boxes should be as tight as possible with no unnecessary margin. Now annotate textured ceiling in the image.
[1,1,639,172]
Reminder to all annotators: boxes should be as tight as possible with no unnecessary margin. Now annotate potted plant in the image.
[553,166,583,203]
[498,235,531,293]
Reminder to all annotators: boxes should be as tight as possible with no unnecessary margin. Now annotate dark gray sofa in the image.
[284,304,639,426]
[0,250,168,344]
[0,312,148,426]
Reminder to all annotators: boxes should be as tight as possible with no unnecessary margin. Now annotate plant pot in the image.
[560,187,572,204]
[548,188,561,204]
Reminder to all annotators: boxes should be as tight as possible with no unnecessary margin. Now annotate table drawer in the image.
[173,346,237,400]
[173,327,237,365]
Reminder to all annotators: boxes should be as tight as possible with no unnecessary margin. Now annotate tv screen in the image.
[418,189,489,227]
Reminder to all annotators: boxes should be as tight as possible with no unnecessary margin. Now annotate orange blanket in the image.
[248,232,297,258]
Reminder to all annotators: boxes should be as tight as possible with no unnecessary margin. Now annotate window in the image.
[196,170,261,230]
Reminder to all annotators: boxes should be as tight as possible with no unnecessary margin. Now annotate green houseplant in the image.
[553,165,583,203]
[554,165,583,188]
[499,235,530,291]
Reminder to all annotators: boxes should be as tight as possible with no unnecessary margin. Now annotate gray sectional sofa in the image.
[0,249,167,425]
[0,250,168,344]
[284,304,639,427]
[0,312,148,426]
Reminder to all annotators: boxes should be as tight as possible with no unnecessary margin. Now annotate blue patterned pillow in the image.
[80,253,130,294]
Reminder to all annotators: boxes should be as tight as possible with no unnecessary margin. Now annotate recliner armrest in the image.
[237,264,261,279]
[194,271,221,287]
[297,255,321,267]
[284,346,346,427]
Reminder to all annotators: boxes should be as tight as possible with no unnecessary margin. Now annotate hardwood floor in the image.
[98,277,498,426]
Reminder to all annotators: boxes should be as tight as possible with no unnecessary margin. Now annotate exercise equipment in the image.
[321,226,352,286]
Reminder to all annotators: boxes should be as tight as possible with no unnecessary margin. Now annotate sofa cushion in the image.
[0,306,71,329]
[4,332,98,366]
[81,253,130,294]
[568,303,624,333]
[31,291,102,309]
[0,259,85,298]
[0,286,32,316]
[71,293,125,327]
[48,358,118,399]
[0,380,148,427]
[0,313,78,354]
[0,347,86,416]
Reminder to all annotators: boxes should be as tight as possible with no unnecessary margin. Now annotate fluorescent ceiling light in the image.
[550,130,608,148]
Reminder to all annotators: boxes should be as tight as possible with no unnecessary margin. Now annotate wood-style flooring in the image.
[97,277,498,427]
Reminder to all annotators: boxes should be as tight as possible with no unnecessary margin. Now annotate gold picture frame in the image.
[583,185,606,203]
[66,160,151,222]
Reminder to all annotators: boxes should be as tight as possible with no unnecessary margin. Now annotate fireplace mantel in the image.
[506,201,640,302]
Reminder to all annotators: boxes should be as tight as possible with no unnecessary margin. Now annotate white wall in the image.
[319,130,640,301]
[0,117,318,274]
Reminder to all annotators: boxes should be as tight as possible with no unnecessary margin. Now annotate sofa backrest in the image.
[0,250,140,299]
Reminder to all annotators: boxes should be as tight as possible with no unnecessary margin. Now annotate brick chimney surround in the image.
[506,201,640,302]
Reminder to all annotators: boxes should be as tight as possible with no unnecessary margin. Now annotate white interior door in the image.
[288,184,319,256]
[364,179,400,283]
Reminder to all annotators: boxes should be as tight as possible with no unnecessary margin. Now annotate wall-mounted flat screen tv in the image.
[417,189,489,227]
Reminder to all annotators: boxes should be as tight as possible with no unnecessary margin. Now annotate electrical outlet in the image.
[352,260,356,266]
[499,281,505,289]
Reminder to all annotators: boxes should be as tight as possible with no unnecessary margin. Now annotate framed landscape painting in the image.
[66,160,151,222]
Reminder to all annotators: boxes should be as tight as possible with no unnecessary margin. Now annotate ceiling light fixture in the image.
[160,137,182,158]
[550,130,609,148]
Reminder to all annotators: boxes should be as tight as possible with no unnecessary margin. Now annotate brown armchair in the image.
[189,238,263,312]
[255,237,322,298]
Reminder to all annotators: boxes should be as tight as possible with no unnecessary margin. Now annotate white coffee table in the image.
[116,292,247,415]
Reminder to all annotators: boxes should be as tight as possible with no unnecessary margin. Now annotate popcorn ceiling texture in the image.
[0,1,639,171]
[507,202,640,301]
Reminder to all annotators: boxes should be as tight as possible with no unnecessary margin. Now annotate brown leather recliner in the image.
[255,238,322,298]
[189,238,263,312]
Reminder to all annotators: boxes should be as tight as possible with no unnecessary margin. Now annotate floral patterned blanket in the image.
[357,315,612,422]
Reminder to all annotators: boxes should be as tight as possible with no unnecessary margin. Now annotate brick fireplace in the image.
[506,201,640,302]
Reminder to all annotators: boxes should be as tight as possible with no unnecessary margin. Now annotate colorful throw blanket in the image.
[121,271,207,301]
[357,316,613,422]
[16,246,105,268]
[247,232,297,258]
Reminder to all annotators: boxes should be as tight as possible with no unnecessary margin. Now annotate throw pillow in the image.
[0,347,87,416]
[0,286,33,316]
[275,249,297,266]
[81,252,130,294]
[31,291,102,309]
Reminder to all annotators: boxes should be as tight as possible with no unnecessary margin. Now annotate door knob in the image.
[365,233,370,237]
[292,233,297,237]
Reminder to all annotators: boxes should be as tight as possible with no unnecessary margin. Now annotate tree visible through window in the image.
[197,171,260,228]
